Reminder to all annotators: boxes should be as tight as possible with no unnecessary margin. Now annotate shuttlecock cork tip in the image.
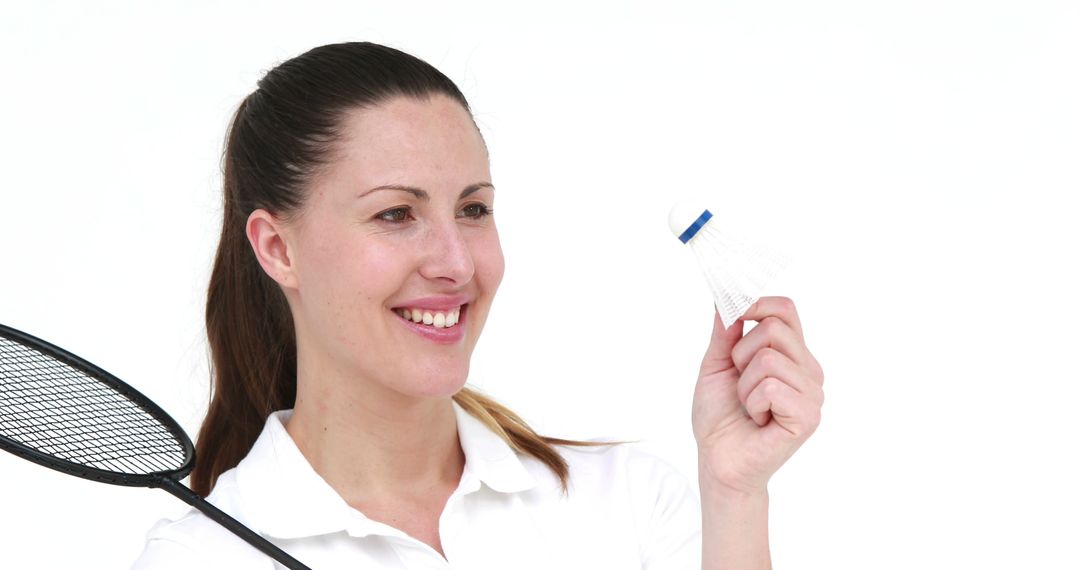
[668,201,713,244]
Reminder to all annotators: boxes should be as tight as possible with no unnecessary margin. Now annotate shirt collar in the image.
[453,399,536,494]
[231,399,536,539]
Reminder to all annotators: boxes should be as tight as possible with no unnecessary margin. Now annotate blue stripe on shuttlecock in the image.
[678,210,713,243]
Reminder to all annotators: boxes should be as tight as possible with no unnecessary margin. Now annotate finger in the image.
[736,347,824,409]
[745,377,822,436]
[731,315,820,383]
[739,296,804,341]
[700,310,746,376]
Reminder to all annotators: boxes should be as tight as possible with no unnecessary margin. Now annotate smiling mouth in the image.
[393,305,465,329]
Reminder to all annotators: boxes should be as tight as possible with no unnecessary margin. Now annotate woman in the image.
[133,41,823,569]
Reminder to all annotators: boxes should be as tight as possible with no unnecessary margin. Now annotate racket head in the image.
[0,323,194,487]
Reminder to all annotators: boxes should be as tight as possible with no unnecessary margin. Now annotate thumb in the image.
[700,309,745,376]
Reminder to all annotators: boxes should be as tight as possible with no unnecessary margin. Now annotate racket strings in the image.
[0,338,186,475]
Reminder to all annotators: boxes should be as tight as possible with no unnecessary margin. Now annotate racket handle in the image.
[155,477,312,570]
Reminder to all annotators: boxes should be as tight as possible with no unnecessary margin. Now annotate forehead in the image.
[322,95,490,190]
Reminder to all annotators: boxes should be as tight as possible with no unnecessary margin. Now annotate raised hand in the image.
[692,296,825,496]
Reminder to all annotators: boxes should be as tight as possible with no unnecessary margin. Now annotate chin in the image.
[406,364,471,399]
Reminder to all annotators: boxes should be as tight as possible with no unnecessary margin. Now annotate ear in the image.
[246,208,298,289]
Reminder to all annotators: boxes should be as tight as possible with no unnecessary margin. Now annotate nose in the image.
[418,219,475,285]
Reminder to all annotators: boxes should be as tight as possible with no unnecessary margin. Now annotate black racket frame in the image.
[0,323,195,486]
[0,323,312,570]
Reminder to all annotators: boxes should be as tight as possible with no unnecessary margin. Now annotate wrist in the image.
[698,458,770,501]
[698,463,769,503]
[700,476,770,504]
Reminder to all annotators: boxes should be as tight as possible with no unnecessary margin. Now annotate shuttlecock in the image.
[668,202,790,329]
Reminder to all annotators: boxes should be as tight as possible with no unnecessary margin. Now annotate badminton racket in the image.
[0,322,311,570]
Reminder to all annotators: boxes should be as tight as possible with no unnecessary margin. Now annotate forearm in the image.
[699,476,771,570]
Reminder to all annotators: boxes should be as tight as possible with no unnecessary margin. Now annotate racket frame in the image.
[0,323,196,486]
[1,323,311,570]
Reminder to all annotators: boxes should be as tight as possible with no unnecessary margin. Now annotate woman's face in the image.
[269,95,503,400]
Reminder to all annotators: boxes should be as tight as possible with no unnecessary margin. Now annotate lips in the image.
[394,306,462,328]
[390,295,471,344]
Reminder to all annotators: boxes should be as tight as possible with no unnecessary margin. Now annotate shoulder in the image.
[130,470,272,569]
[555,441,699,503]
[516,440,700,523]
[521,441,702,569]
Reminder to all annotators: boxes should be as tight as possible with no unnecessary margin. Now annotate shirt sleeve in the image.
[625,446,703,570]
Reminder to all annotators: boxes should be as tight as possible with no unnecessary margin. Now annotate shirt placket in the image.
[437,466,484,567]
[377,470,477,569]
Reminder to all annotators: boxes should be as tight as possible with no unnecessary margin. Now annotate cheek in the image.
[302,233,414,306]
[350,244,418,305]
[474,232,505,290]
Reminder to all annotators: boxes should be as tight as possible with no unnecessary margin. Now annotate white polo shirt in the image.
[132,401,702,569]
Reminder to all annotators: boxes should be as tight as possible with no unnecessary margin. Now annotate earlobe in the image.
[246,209,297,289]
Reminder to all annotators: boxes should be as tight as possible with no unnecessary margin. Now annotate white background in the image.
[2,1,1078,567]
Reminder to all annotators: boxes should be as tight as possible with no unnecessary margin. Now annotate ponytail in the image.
[453,387,624,496]
[191,97,298,496]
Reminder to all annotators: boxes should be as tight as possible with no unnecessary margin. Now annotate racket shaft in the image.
[156,477,312,570]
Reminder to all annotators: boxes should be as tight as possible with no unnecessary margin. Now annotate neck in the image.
[284,369,465,505]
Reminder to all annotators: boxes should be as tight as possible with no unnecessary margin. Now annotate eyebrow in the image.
[359,181,494,200]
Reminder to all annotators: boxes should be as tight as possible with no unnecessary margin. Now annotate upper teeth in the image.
[397,306,461,328]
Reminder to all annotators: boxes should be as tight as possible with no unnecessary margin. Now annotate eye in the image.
[458,202,492,220]
[376,206,413,223]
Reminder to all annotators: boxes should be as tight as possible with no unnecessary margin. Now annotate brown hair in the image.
[192,42,618,497]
